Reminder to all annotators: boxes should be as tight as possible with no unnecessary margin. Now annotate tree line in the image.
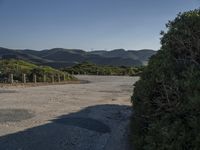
[62,61,145,76]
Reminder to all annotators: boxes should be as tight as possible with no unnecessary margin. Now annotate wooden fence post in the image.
[67,73,69,79]
[22,74,26,83]
[58,74,60,83]
[33,74,37,83]
[9,74,14,84]
[43,74,46,82]
[51,75,54,83]
[63,74,66,81]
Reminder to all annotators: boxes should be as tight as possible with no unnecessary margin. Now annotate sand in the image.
[0,75,139,150]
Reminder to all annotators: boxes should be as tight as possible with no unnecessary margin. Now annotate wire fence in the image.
[0,73,70,84]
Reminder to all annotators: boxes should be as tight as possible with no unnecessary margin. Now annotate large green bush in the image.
[131,9,200,150]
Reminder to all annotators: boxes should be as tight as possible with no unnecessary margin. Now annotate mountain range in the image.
[0,47,156,68]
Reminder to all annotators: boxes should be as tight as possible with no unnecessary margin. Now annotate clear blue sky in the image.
[0,0,199,50]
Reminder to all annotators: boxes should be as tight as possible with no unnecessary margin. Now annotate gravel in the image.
[0,75,139,150]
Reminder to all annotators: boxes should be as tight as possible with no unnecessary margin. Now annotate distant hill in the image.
[0,47,156,68]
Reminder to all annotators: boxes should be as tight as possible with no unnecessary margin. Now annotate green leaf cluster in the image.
[131,9,200,150]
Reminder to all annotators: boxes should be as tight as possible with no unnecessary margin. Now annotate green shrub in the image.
[62,61,142,76]
[131,9,200,150]
[0,59,75,82]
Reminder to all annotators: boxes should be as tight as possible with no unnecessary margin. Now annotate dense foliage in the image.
[131,9,200,150]
[62,61,144,76]
[0,59,75,83]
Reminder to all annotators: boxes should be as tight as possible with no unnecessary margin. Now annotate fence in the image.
[1,73,70,84]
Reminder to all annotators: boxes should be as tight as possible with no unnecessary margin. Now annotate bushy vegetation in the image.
[62,61,144,76]
[131,9,200,149]
[0,59,75,83]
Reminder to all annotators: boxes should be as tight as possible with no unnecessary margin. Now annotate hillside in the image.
[0,47,156,68]
[0,59,75,83]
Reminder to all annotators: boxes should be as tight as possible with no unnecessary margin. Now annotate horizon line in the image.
[0,46,158,51]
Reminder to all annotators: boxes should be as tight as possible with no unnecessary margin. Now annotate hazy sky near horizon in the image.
[0,0,199,51]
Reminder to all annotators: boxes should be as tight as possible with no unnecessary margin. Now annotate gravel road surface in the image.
[0,75,139,150]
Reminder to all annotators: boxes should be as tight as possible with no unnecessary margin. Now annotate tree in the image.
[131,9,200,150]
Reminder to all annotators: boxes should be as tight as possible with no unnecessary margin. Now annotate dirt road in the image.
[0,75,139,150]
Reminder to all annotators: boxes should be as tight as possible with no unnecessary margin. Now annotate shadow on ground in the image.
[0,104,131,150]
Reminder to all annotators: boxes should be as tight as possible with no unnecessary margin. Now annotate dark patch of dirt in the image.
[0,109,34,123]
